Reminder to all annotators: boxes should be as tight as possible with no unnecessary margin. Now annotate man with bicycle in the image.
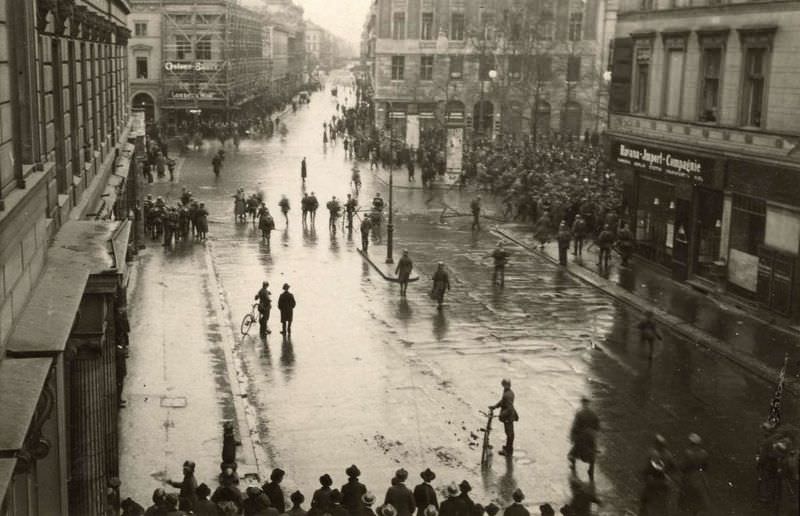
[254,281,272,337]
[489,378,518,456]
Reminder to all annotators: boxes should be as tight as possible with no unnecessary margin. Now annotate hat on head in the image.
[246,486,262,498]
[459,480,471,493]
[485,503,500,516]
[381,504,398,516]
[283,283,290,290]
[197,483,211,498]
[361,492,376,506]
[424,506,439,516]
[183,460,196,471]
[446,483,459,497]
[346,465,361,478]
[271,468,286,481]
[320,474,333,487]
[290,491,305,505]
[688,433,702,445]
[395,468,408,482]
[420,468,436,482]
[512,488,524,502]
[539,504,555,516]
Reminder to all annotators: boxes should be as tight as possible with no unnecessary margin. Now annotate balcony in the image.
[608,113,800,163]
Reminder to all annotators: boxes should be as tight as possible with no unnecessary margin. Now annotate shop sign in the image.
[613,142,713,184]
[163,61,225,72]
[168,91,225,100]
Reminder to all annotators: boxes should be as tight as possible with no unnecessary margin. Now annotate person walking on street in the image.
[309,192,319,225]
[617,222,634,267]
[470,196,482,231]
[490,378,519,456]
[278,284,296,336]
[384,469,415,516]
[262,468,286,514]
[491,242,510,287]
[301,194,310,225]
[678,434,711,516]
[212,150,224,177]
[254,281,272,336]
[638,310,663,362]
[361,216,373,252]
[407,159,415,182]
[413,469,438,516]
[327,196,342,235]
[259,206,276,245]
[341,465,367,516]
[557,221,572,266]
[396,250,414,297]
[279,196,291,226]
[345,194,358,231]
[596,224,615,270]
[569,397,600,483]
[502,489,528,516]
[301,158,307,183]
[431,262,451,310]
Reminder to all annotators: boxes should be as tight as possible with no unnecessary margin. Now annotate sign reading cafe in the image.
[613,142,713,183]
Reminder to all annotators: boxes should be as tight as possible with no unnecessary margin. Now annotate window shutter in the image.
[609,37,633,113]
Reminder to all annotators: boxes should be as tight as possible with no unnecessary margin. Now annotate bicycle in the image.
[479,408,495,468]
[240,303,260,335]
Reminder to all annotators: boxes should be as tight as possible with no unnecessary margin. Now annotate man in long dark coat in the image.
[490,379,519,456]
[502,489,528,516]
[412,469,438,516]
[262,468,286,513]
[278,284,296,336]
[342,465,367,516]
[384,469,415,516]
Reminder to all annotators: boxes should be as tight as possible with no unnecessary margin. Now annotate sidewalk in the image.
[495,223,799,391]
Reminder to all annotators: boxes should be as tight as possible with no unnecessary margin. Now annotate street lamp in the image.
[385,101,395,265]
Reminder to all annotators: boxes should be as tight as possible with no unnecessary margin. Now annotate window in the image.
[391,56,405,80]
[508,55,522,80]
[195,36,212,60]
[632,45,651,113]
[176,36,191,60]
[136,56,148,79]
[566,55,581,82]
[528,55,552,81]
[449,56,463,79]
[741,47,767,127]
[134,22,147,37]
[482,12,495,40]
[509,19,521,41]
[699,48,722,122]
[730,194,765,256]
[392,12,406,40]
[479,56,491,81]
[641,0,655,9]
[420,56,434,80]
[421,12,434,40]
[663,49,685,117]
[568,12,582,41]
[451,13,465,41]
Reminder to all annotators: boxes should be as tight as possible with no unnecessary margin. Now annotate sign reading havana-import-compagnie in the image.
[612,141,714,184]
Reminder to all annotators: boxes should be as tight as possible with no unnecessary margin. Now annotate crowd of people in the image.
[143,189,210,245]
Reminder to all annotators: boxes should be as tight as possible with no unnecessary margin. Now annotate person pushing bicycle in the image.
[489,378,518,456]
[254,281,272,336]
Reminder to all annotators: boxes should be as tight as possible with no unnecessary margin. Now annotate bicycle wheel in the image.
[241,314,254,335]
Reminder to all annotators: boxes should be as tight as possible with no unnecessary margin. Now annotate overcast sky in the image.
[296,0,371,48]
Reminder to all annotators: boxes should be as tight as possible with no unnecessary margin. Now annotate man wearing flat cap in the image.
[490,379,519,456]
[413,469,438,516]
[503,489,528,516]
[262,467,287,513]
[342,465,367,516]
[384,469,415,516]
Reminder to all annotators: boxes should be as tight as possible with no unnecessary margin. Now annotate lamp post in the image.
[385,101,395,264]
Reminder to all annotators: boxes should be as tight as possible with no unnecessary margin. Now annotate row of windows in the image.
[629,34,770,127]
[390,9,584,42]
[389,54,581,82]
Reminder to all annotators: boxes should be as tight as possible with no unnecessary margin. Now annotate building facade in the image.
[607,0,800,320]
[128,0,269,132]
[370,0,614,171]
[264,0,306,100]
[0,0,135,513]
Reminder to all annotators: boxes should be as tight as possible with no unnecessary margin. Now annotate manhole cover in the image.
[160,396,187,408]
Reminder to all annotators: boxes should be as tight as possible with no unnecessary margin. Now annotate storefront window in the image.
[635,177,675,267]
[727,194,765,295]
[694,188,724,280]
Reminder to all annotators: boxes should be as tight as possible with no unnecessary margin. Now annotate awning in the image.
[7,220,128,356]
[0,358,53,452]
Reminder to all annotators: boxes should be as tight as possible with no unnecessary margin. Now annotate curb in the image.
[357,247,420,283]
[492,227,795,394]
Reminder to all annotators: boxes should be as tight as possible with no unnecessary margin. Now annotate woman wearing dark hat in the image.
[413,469,438,516]
[262,468,287,513]
[278,284,296,336]
[312,474,334,513]
[342,465,367,516]
[286,491,308,516]
[194,483,220,516]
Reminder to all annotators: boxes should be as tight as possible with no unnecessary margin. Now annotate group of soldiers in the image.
[143,189,209,246]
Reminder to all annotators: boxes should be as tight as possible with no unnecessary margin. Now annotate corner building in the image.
[0,0,135,513]
[371,0,615,171]
[608,0,800,321]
